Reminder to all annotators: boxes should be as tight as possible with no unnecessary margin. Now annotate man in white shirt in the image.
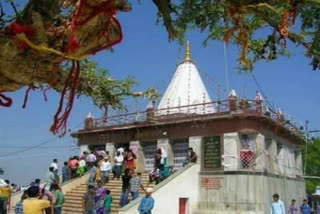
[100,158,111,185]
[270,193,285,214]
[117,147,124,155]
[50,159,59,176]
[113,151,124,180]
[86,152,97,163]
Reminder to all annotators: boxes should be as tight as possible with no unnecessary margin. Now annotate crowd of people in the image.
[0,177,64,214]
[270,193,318,214]
[0,145,198,214]
[82,147,154,214]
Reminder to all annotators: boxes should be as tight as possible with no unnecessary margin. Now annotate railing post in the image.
[255,92,263,115]
[255,100,262,115]
[84,112,94,129]
[228,89,237,112]
[146,102,155,122]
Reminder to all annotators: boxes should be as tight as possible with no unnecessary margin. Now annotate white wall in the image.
[223,133,239,170]
[189,136,202,164]
[79,144,89,156]
[119,164,200,214]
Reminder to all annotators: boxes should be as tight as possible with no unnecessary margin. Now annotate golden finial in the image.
[184,40,192,63]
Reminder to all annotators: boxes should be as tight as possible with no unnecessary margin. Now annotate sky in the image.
[0,1,319,186]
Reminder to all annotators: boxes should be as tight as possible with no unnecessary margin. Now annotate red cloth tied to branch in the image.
[66,0,123,55]
[7,22,33,49]
[4,0,125,135]
[50,61,81,135]
[0,93,12,107]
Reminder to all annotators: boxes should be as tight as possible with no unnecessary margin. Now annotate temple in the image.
[71,42,306,214]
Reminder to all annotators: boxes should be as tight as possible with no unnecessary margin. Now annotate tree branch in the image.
[10,1,19,17]
[0,2,4,18]
[251,8,311,50]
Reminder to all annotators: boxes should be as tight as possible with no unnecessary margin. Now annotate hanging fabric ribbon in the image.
[22,85,38,109]
[50,60,81,135]
[4,0,128,135]
[0,93,12,107]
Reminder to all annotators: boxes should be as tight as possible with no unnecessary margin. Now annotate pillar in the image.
[267,139,277,174]
[276,140,285,175]
[105,142,115,165]
[79,145,89,157]
[189,136,202,164]
[157,138,174,166]
[223,133,239,170]
[130,141,145,173]
[295,148,303,177]
[255,134,265,171]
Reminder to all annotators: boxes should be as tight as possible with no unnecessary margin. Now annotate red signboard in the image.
[201,177,223,190]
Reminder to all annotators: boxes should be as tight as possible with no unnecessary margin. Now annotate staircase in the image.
[63,173,154,214]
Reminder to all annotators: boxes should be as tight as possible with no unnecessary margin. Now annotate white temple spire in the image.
[157,41,215,115]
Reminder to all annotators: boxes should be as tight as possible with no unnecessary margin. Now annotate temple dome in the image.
[157,41,214,115]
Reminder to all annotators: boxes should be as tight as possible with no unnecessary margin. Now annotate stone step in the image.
[62,173,152,214]
[63,201,121,208]
[75,184,155,192]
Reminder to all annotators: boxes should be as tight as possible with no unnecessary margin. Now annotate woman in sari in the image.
[125,150,135,171]
[95,155,104,181]
[94,180,107,214]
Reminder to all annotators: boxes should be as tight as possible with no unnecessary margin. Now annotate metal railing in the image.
[84,99,305,138]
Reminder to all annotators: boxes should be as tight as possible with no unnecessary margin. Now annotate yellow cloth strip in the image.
[16,33,81,61]
[246,3,281,13]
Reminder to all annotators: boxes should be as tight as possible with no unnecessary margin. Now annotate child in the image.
[149,166,160,184]
[103,189,113,214]
[82,185,95,214]
[14,191,28,214]
[51,184,64,214]
[23,186,53,214]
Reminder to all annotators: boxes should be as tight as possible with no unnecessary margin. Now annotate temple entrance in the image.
[172,139,189,170]
[115,143,129,151]
[114,142,130,157]
[141,141,157,171]
[88,144,106,152]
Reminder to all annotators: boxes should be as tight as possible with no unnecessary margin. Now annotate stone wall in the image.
[195,173,305,214]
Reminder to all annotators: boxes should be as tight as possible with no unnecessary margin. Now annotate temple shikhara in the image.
[70,42,306,214]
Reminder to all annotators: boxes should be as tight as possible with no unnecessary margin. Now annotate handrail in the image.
[9,172,89,209]
[82,99,306,139]
[119,163,196,212]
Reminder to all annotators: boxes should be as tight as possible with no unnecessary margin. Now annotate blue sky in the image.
[0,1,319,185]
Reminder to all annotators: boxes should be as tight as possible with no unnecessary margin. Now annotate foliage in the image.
[302,138,320,194]
[1,0,319,134]
[62,60,158,112]
[152,0,320,71]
